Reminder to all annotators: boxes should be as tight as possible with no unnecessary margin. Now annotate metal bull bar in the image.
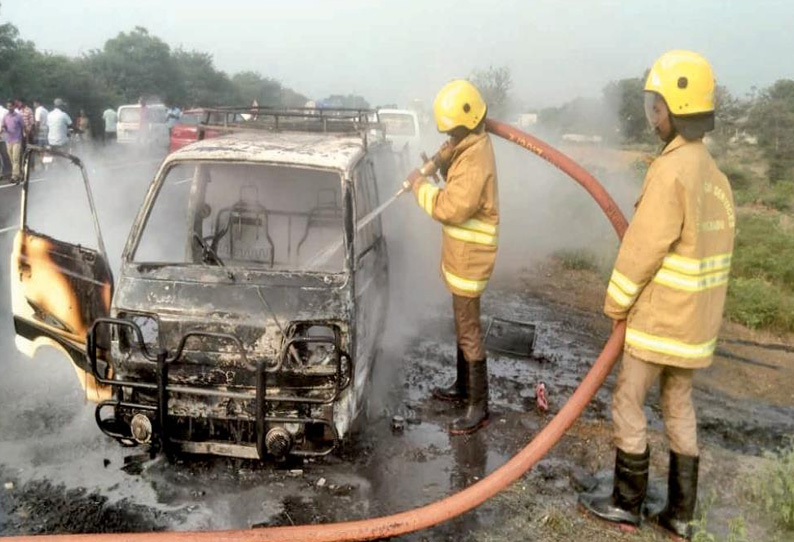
[86,317,346,458]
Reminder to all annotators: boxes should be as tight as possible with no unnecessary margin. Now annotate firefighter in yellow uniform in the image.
[580,51,735,540]
[406,80,499,435]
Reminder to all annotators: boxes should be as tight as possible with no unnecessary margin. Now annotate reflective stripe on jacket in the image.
[412,130,499,297]
[604,135,736,369]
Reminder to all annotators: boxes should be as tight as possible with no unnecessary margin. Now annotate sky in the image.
[2,0,793,110]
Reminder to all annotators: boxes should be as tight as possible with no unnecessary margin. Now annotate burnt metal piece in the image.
[265,427,293,458]
[130,413,153,444]
[87,317,345,458]
[484,317,537,359]
[156,349,169,453]
[391,415,406,433]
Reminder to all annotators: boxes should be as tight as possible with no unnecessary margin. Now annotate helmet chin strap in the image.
[662,126,678,144]
[652,118,677,144]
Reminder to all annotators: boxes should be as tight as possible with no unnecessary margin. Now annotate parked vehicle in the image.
[169,109,247,153]
[377,109,421,154]
[13,110,393,460]
[117,104,169,148]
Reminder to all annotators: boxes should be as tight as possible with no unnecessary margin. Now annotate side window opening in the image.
[355,161,381,258]
[367,161,383,240]
[24,154,100,251]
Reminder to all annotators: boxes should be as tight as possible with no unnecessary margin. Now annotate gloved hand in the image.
[403,141,455,190]
[402,168,424,190]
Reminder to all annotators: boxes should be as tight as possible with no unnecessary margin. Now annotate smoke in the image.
[377,115,642,322]
[370,109,644,411]
[492,133,640,279]
[0,92,646,436]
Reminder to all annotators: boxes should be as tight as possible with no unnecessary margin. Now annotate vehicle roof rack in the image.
[195,106,384,148]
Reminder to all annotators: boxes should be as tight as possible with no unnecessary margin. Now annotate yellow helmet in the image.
[645,50,715,116]
[433,80,487,132]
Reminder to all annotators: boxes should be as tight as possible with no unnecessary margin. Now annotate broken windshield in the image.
[133,162,346,273]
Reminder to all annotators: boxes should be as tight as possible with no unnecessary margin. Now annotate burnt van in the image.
[12,109,393,459]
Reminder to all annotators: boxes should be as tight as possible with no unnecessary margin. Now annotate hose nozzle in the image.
[403,142,454,192]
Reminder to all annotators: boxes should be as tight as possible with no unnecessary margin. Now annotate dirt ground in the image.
[2,145,793,541]
[475,261,794,542]
[2,265,792,541]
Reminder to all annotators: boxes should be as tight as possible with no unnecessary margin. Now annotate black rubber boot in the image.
[450,359,489,435]
[579,447,650,527]
[653,452,699,540]
[432,348,468,403]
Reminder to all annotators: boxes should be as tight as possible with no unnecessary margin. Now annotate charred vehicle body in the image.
[11,109,393,459]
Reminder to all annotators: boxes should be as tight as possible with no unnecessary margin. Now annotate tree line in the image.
[0,9,370,129]
[537,75,794,183]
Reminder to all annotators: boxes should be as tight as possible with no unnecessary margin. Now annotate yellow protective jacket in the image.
[412,130,499,298]
[605,135,736,369]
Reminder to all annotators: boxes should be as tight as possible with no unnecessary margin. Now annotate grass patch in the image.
[690,492,751,542]
[733,187,761,207]
[477,481,663,542]
[759,181,794,212]
[716,149,794,212]
[732,214,794,288]
[752,438,794,532]
[554,249,602,273]
[726,213,794,332]
[725,278,794,331]
[722,163,754,192]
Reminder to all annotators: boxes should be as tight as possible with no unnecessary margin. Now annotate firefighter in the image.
[406,80,499,435]
[579,50,735,540]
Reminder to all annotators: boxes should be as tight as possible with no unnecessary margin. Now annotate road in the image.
[1,147,792,540]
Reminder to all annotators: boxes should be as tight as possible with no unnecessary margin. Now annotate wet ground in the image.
[2,281,793,539]
[1,149,793,540]
[0,275,607,537]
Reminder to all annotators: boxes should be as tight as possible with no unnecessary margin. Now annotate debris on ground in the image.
[391,415,406,433]
[536,381,549,412]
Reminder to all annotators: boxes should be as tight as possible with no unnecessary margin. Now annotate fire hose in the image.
[6,119,629,542]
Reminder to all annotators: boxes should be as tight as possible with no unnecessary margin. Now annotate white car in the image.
[116,104,169,147]
[377,109,421,155]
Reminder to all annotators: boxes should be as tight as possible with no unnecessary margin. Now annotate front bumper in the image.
[87,317,350,459]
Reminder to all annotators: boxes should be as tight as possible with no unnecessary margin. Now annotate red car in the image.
[169,109,247,153]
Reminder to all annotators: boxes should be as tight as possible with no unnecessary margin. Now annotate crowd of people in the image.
[0,97,183,183]
[0,96,185,183]
[0,97,111,183]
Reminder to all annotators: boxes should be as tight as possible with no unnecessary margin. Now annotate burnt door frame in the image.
[11,146,114,373]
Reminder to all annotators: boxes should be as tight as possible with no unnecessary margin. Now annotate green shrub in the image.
[753,438,794,532]
[727,517,749,542]
[733,187,760,207]
[725,278,785,330]
[760,182,794,212]
[554,249,601,272]
[768,157,794,184]
[732,214,794,289]
[722,163,753,191]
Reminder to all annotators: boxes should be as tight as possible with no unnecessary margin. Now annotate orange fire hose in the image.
[6,119,629,542]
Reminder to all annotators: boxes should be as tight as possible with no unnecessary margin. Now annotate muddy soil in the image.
[0,466,169,535]
[1,149,793,541]
[1,275,792,540]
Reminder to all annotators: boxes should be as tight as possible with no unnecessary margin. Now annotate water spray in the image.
[306,145,452,269]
